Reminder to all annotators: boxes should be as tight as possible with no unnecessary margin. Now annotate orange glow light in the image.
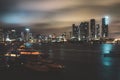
[20,51,41,55]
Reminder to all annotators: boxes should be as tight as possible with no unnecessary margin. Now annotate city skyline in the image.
[0,0,120,38]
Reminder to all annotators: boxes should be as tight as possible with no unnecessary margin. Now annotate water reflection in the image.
[100,56,115,80]
[101,44,113,54]
[48,47,53,59]
[60,45,65,60]
[101,44,114,66]
[100,44,114,80]
[101,56,112,67]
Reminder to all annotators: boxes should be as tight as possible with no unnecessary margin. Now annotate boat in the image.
[18,45,42,55]
[4,45,42,66]
[18,46,64,71]
[4,45,64,71]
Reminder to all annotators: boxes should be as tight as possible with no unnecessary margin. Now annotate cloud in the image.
[31,26,71,36]
[17,0,81,12]
[31,22,72,29]
[0,0,120,36]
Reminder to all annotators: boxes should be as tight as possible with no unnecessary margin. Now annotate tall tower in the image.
[102,16,109,38]
[79,22,89,41]
[0,24,3,41]
[90,19,96,39]
[72,24,79,38]
[95,24,100,39]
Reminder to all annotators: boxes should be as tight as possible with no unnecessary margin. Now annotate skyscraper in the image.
[102,17,109,38]
[79,22,89,41]
[90,19,96,39]
[72,24,79,38]
[0,24,3,41]
[95,24,100,39]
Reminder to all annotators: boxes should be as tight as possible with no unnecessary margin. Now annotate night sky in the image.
[0,0,120,37]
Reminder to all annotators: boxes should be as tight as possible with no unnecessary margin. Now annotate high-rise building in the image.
[0,24,3,41]
[95,24,100,39]
[79,22,89,41]
[69,31,72,39]
[9,29,17,39]
[102,17,109,38]
[72,24,79,38]
[90,19,96,39]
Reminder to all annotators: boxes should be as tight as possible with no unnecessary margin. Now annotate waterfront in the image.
[1,43,120,80]
[37,43,120,80]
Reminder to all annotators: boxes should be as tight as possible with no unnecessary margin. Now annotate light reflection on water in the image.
[48,46,53,59]
[101,56,112,66]
[101,44,113,54]
[100,44,115,80]
[60,45,65,60]
[100,56,114,80]
[101,44,114,66]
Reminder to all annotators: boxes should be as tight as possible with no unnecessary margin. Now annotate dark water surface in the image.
[2,43,120,80]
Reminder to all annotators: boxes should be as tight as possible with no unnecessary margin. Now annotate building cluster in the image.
[0,23,67,43]
[0,16,109,43]
[0,23,33,42]
[72,17,109,41]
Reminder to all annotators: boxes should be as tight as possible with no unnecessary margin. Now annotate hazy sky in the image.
[0,0,120,37]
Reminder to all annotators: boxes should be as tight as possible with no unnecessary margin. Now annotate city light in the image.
[11,29,16,32]
[20,51,41,55]
[105,16,109,25]
[6,38,12,41]
[25,28,30,32]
